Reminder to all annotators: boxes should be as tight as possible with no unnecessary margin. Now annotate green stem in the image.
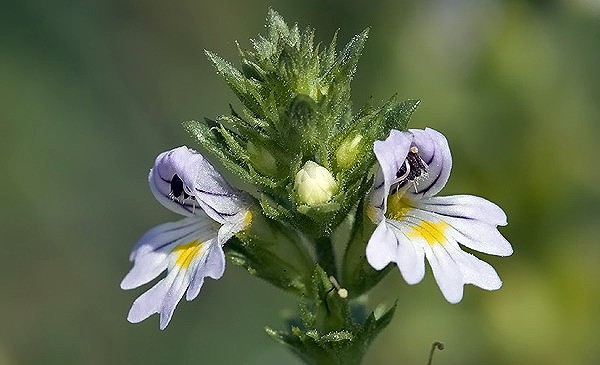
[287,233,316,273]
[427,342,445,365]
[315,236,337,278]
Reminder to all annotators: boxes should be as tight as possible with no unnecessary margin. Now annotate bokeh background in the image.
[2,0,600,364]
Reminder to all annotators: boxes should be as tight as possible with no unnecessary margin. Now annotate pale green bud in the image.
[247,141,278,176]
[335,134,363,170]
[294,161,338,205]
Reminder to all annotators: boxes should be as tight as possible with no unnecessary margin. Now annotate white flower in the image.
[294,161,338,205]
[121,146,251,329]
[366,128,513,303]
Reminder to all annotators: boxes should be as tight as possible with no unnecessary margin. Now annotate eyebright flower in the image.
[120,146,251,329]
[294,161,338,206]
[366,128,513,303]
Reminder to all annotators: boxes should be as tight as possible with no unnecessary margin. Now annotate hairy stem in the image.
[315,236,337,278]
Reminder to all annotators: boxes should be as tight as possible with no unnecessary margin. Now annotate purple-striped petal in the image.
[149,146,247,224]
[414,195,513,256]
[403,128,452,199]
[369,128,452,222]
[121,216,219,290]
[445,246,502,291]
[126,236,222,329]
[417,194,507,226]
[370,130,413,223]
[127,268,180,329]
[425,243,464,303]
[186,242,225,301]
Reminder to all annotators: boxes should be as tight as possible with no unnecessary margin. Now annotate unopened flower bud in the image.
[336,134,363,170]
[294,161,338,205]
[247,141,278,176]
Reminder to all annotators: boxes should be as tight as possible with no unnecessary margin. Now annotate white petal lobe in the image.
[366,222,397,270]
[387,221,426,285]
[186,241,225,301]
[447,247,502,290]
[418,195,507,226]
[426,244,464,303]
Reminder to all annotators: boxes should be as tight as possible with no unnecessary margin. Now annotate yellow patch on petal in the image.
[174,240,204,268]
[385,191,412,220]
[243,210,253,229]
[406,220,450,246]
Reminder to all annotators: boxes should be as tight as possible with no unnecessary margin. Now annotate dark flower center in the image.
[393,146,429,189]
[170,174,193,200]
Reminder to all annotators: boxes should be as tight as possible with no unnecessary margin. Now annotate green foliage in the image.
[265,266,396,365]
[225,212,314,296]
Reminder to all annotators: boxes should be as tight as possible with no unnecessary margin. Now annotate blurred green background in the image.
[2,0,600,364]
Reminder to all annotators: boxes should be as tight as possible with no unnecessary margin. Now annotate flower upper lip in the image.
[150,146,248,223]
